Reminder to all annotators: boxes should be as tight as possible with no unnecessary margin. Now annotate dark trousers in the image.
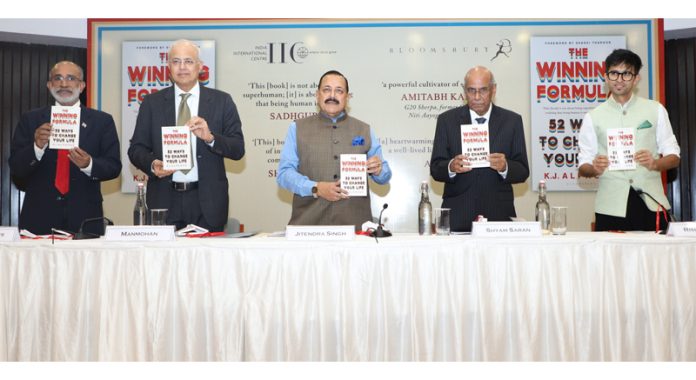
[167,188,224,232]
[595,187,669,232]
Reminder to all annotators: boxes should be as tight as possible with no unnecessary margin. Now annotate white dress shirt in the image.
[172,83,201,183]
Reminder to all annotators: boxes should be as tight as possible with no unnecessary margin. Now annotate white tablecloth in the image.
[1,233,694,361]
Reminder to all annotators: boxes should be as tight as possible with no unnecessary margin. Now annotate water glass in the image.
[551,206,567,235]
[433,208,451,235]
[150,209,169,226]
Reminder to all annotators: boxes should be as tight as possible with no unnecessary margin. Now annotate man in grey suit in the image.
[430,66,529,232]
[128,39,245,232]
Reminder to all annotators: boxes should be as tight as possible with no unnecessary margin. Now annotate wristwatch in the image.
[312,185,318,199]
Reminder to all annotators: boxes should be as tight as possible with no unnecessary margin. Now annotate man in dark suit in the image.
[430,66,529,232]
[128,39,244,232]
[9,61,122,235]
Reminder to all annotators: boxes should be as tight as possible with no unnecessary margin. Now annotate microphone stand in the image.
[73,217,114,240]
[370,203,392,241]
[634,188,677,233]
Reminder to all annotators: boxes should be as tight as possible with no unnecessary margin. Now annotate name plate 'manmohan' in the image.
[286,225,355,241]
[666,222,696,237]
[471,221,542,237]
[105,225,176,241]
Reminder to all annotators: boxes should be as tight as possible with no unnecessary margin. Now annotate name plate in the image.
[471,221,542,237]
[286,225,355,241]
[666,222,696,237]
[0,227,20,242]
[105,225,176,241]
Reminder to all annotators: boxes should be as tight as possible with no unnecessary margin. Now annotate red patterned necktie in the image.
[55,149,70,194]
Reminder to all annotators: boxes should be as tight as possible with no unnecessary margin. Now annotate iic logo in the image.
[268,42,308,64]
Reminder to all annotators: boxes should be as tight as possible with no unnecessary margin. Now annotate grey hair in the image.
[169,39,201,61]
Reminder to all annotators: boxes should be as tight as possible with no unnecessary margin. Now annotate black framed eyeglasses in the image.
[606,71,635,81]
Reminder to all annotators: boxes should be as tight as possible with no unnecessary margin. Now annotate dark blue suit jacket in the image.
[9,106,122,235]
[127,85,245,229]
[430,104,529,232]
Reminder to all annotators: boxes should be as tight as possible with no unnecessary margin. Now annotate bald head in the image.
[464,66,496,88]
[168,39,201,59]
[50,61,84,81]
[463,66,497,116]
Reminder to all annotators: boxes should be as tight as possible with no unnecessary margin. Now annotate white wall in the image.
[664,19,696,31]
[1,19,696,41]
[0,18,86,39]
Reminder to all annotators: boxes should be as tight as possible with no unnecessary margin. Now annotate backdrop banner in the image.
[90,19,658,232]
[529,36,626,191]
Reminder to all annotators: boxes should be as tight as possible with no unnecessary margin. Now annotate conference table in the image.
[1,232,694,361]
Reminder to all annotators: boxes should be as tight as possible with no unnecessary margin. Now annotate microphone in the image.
[370,203,392,238]
[633,187,678,232]
[73,216,114,240]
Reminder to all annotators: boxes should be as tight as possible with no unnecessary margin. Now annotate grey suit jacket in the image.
[128,85,244,228]
[430,104,529,232]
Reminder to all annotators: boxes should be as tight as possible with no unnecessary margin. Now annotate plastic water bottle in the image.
[133,182,149,225]
[535,180,550,232]
[418,181,433,235]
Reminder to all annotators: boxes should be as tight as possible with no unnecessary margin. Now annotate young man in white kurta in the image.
[578,49,680,231]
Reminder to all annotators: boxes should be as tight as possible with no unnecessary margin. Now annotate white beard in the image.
[50,87,80,105]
